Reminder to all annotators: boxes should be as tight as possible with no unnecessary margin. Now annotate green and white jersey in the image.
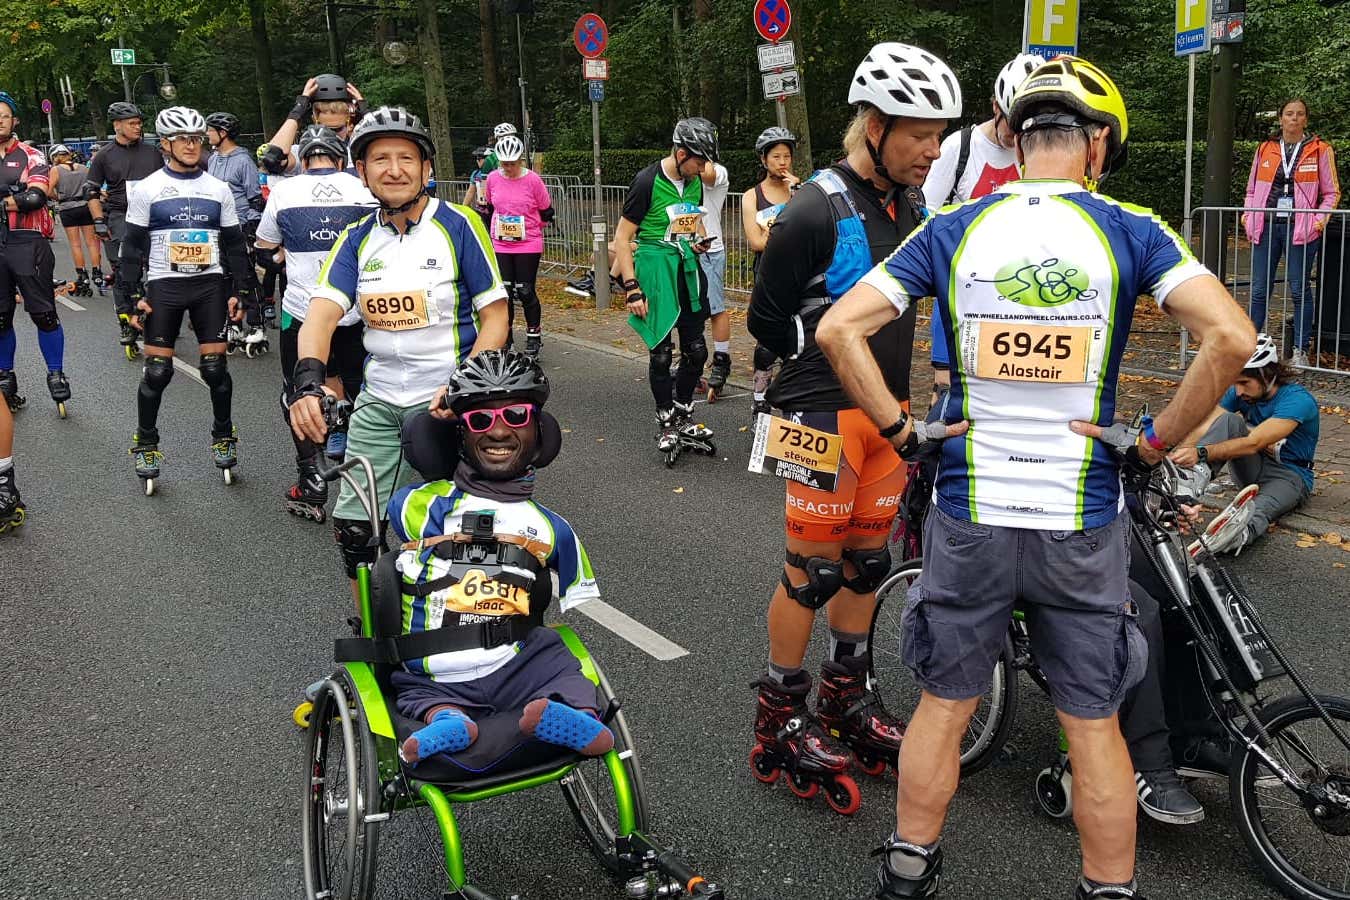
[387,482,599,682]
[620,160,706,246]
[860,179,1209,530]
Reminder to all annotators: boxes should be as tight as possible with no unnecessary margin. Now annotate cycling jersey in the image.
[922,126,1019,210]
[255,165,375,326]
[313,197,507,407]
[0,137,54,236]
[622,160,705,246]
[748,162,923,411]
[387,483,598,682]
[206,147,262,223]
[84,139,163,214]
[860,178,1210,530]
[125,167,239,282]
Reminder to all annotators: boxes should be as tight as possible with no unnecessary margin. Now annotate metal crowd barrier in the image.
[1185,206,1348,378]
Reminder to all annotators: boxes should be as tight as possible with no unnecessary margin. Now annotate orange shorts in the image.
[784,406,908,543]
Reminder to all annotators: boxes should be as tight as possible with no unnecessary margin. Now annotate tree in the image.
[245,0,278,135]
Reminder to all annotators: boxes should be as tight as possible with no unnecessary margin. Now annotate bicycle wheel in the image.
[302,672,382,900]
[1231,693,1350,900]
[560,658,650,876]
[868,560,1018,776]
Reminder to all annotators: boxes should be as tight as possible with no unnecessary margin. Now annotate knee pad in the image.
[753,344,778,370]
[680,334,708,373]
[782,549,845,610]
[842,546,891,594]
[142,356,174,391]
[334,517,381,578]
[30,311,60,332]
[199,353,229,387]
[649,342,673,375]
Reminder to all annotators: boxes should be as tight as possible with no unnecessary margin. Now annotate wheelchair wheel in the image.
[301,672,382,900]
[868,559,1018,776]
[1230,693,1350,900]
[560,658,650,876]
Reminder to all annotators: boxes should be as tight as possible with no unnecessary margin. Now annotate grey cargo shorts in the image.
[902,506,1147,720]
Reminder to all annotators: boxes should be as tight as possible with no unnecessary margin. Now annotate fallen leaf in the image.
[1335,563,1346,569]
[1323,532,1343,544]
[562,428,573,433]
[596,438,604,443]
[1296,540,1317,548]
[1298,533,1316,542]
[673,487,684,493]
[739,426,748,433]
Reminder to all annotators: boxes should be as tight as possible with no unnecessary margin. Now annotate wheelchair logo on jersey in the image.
[968,257,1099,307]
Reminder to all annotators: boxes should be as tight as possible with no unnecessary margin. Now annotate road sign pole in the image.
[592,98,608,311]
[1180,51,1197,366]
[775,98,788,129]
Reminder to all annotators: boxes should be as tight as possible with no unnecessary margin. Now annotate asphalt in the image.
[2,233,1348,900]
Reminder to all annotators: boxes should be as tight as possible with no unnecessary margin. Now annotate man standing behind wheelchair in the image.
[818,56,1256,899]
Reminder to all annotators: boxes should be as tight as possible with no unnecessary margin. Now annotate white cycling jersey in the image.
[313,197,507,407]
[256,166,376,326]
[125,167,238,282]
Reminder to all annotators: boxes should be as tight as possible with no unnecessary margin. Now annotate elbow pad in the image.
[13,188,47,212]
[261,144,288,175]
[539,205,555,223]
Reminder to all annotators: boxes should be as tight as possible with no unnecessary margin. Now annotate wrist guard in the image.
[289,356,327,405]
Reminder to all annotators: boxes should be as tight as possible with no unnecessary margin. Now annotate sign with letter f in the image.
[1023,0,1079,59]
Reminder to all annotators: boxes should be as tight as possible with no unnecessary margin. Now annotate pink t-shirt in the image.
[483,169,551,254]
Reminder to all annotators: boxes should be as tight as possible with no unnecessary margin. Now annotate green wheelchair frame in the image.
[299,458,723,900]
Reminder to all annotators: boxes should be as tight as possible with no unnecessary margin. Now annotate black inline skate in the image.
[1074,880,1147,899]
[749,675,861,815]
[70,270,92,297]
[817,655,905,776]
[673,401,716,451]
[524,327,542,359]
[873,835,943,898]
[0,464,25,534]
[0,369,25,411]
[285,455,328,523]
[130,432,163,496]
[118,313,141,360]
[211,429,239,485]
[93,267,109,296]
[46,370,71,419]
[705,351,732,403]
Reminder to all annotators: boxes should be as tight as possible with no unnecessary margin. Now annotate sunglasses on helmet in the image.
[461,403,534,433]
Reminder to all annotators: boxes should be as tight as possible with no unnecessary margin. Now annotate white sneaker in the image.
[1291,349,1310,368]
[1188,484,1260,557]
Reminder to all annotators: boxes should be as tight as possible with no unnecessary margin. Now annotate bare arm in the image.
[613,217,639,285]
[817,282,916,435]
[741,190,769,253]
[290,298,344,443]
[1148,275,1256,450]
[1174,416,1298,466]
[470,299,509,354]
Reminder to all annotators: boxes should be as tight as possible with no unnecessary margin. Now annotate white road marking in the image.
[576,599,690,661]
[172,357,208,387]
[57,295,86,312]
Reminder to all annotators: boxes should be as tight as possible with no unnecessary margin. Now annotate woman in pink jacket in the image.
[1242,98,1341,367]
[482,135,553,358]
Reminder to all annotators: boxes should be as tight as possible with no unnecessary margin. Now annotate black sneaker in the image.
[1135,769,1205,825]
[1174,737,1232,780]
[564,273,595,297]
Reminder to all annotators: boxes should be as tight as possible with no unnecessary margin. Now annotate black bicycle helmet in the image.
[311,74,351,103]
[755,126,797,156]
[445,350,549,414]
[107,101,142,122]
[298,125,347,163]
[348,106,434,162]
[671,116,720,162]
[205,112,240,138]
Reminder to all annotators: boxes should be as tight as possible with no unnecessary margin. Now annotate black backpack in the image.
[944,125,975,205]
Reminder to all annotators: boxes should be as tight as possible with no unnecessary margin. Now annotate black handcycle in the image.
[871,423,1350,900]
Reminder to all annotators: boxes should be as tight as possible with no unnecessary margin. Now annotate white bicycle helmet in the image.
[1245,333,1280,370]
[494,135,524,162]
[155,106,206,137]
[995,53,1045,116]
[847,42,962,119]
[48,144,71,161]
[492,122,518,140]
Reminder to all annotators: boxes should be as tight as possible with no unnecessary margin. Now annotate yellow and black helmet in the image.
[1009,55,1129,176]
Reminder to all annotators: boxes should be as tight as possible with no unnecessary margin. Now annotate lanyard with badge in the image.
[1276,140,1304,218]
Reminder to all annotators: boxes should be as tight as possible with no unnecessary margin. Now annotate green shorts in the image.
[333,392,428,524]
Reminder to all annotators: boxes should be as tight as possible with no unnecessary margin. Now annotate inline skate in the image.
[816,655,905,776]
[0,369,25,411]
[130,433,163,496]
[93,267,109,296]
[211,429,239,485]
[524,327,542,359]
[749,675,861,815]
[873,834,943,898]
[46,370,71,419]
[0,465,25,533]
[285,455,328,522]
[705,351,732,403]
[118,313,141,360]
[70,270,93,297]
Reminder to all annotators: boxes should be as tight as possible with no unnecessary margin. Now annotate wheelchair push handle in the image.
[314,397,356,484]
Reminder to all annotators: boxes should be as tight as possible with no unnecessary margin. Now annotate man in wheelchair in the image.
[384,350,613,768]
